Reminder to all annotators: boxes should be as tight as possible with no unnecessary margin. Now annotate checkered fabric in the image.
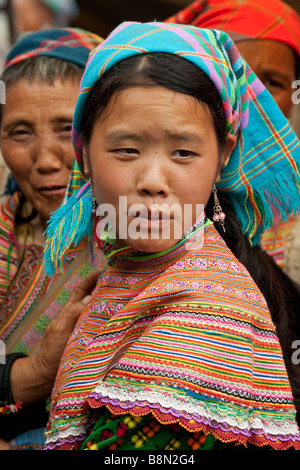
[166,0,300,55]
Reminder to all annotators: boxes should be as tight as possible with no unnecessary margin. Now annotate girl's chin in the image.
[117,237,179,253]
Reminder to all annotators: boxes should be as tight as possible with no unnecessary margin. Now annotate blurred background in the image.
[0,0,296,44]
[1,0,300,79]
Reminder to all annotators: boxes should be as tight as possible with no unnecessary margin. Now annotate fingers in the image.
[0,439,10,450]
[51,270,100,329]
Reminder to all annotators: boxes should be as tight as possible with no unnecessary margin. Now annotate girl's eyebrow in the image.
[106,131,205,144]
[106,132,144,142]
[165,131,205,144]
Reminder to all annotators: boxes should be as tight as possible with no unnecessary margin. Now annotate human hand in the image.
[34,270,99,380]
[10,270,100,405]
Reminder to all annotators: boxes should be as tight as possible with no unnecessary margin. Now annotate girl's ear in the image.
[227,133,237,156]
[219,133,237,173]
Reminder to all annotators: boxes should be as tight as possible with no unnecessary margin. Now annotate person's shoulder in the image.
[0,191,21,232]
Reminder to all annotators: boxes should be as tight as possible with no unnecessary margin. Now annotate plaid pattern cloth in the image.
[4,27,102,71]
[81,409,269,451]
[166,0,300,55]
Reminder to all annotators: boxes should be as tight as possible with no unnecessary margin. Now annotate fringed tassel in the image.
[228,171,300,246]
[43,181,93,277]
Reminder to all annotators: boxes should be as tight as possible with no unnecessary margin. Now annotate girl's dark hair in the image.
[82,53,300,421]
[81,53,228,153]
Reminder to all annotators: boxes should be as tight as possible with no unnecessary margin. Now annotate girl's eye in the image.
[172,150,196,158]
[114,148,139,155]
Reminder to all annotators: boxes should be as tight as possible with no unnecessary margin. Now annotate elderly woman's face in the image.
[1,77,80,222]
[237,39,296,118]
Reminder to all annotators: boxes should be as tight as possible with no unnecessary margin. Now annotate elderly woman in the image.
[166,0,300,284]
[43,21,300,450]
[0,28,105,449]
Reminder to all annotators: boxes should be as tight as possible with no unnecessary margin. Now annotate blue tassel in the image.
[3,173,20,196]
[43,181,93,276]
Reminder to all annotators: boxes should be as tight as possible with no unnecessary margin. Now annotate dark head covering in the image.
[4,27,102,71]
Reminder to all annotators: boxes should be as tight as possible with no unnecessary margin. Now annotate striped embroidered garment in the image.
[0,192,107,355]
[45,220,300,450]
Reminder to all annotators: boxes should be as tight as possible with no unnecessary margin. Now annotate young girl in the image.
[43,22,300,450]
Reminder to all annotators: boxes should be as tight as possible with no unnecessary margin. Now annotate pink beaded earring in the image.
[212,184,226,232]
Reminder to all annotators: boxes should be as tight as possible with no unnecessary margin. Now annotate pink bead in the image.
[219,212,226,220]
[213,213,220,222]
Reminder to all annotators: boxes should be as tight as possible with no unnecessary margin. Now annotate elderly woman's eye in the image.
[11,128,31,140]
[59,124,72,135]
[264,78,284,89]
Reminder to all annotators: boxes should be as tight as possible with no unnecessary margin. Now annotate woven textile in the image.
[43,21,300,278]
[165,0,300,54]
[4,27,102,71]
[0,193,19,301]
[82,408,241,450]
[45,220,300,450]
[260,217,294,269]
[0,192,107,355]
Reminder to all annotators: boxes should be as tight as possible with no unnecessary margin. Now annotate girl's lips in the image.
[127,214,175,234]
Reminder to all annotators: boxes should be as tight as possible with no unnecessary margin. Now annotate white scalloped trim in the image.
[45,424,87,445]
[45,381,300,447]
[91,382,300,437]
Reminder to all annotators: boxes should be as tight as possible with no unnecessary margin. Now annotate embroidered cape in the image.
[45,221,300,450]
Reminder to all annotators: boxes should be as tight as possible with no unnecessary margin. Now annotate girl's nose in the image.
[136,164,170,198]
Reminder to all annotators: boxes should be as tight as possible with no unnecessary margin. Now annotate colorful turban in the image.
[3,27,102,71]
[166,0,300,55]
[43,21,300,276]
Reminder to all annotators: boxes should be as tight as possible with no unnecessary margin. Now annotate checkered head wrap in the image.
[43,21,300,275]
[166,0,300,55]
[4,27,102,70]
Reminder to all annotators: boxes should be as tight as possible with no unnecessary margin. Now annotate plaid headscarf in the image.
[3,27,102,71]
[166,0,300,55]
[43,21,300,275]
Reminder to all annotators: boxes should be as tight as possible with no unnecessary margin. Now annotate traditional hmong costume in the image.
[166,0,300,282]
[43,22,300,450]
[0,27,105,449]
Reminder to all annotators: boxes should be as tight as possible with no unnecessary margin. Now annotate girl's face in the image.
[85,85,234,253]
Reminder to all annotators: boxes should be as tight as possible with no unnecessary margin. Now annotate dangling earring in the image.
[85,169,97,218]
[212,184,226,232]
[89,178,97,218]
